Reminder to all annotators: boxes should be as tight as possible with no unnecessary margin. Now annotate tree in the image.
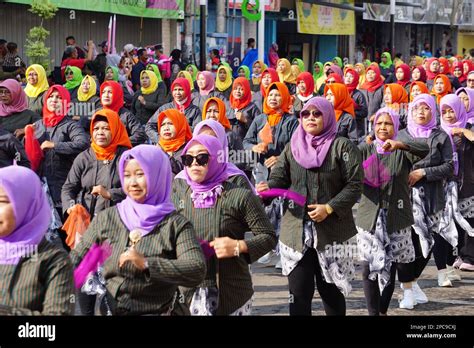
[25,0,58,72]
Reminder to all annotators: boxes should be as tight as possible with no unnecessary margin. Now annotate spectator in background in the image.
[421,43,433,58]
[0,40,23,81]
[92,40,108,84]
[169,49,185,85]
[131,48,148,91]
[154,44,171,86]
[268,43,279,70]
[61,41,94,81]
[244,38,256,56]
[61,36,86,61]
[2,42,26,73]
[210,49,220,73]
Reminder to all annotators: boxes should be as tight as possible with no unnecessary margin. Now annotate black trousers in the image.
[397,229,432,281]
[457,218,474,265]
[361,261,397,316]
[287,248,346,316]
[77,292,96,316]
[432,233,456,270]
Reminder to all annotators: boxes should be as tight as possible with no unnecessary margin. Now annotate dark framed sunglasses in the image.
[468,79,474,83]
[301,110,323,119]
[181,153,210,167]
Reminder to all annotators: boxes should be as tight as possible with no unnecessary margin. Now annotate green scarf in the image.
[292,58,306,72]
[380,52,393,69]
[63,66,83,90]
[105,65,119,82]
[146,64,163,83]
[312,61,324,82]
[238,65,250,79]
[333,56,343,68]
[186,64,199,81]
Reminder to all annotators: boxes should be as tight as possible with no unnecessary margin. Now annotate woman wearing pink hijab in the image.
[257,97,362,316]
[191,71,226,111]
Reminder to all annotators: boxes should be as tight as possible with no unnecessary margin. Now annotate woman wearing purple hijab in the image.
[439,94,474,273]
[257,97,362,316]
[456,87,474,125]
[70,145,206,315]
[0,166,74,315]
[172,134,276,315]
[356,107,429,316]
[396,93,455,307]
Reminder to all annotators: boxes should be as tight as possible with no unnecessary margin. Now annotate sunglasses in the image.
[468,79,474,83]
[301,110,323,119]
[181,153,210,167]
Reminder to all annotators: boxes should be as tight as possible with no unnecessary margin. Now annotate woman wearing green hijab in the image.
[104,65,119,82]
[379,52,395,80]
[238,65,251,79]
[292,58,306,73]
[333,56,343,68]
[63,66,83,101]
[186,64,199,82]
[312,62,324,93]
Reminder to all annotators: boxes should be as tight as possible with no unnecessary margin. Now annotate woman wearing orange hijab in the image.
[383,83,409,127]
[157,109,192,175]
[243,82,299,179]
[229,77,261,145]
[410,81,430,102]
[432,74,452,104]
[324,83,358,144]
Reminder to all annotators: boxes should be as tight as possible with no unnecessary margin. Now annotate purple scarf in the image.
[373,107,400,155]
[290,97,337,169]
[456,87,474,124]
[0,166,51,265]
[182,134,230,208]
[328,64,343,79]
[407,94,437,139]
[175,119,254,190]
[117,145,176,236]
[440,94,467,176]
[0,79,29,117]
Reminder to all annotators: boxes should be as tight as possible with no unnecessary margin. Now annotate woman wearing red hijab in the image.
[360,64,385,121]
[345,68,368,138]
[395,63,411,95]
[293,72,316,118]
[452,61,467,87]
[146,77,201,144]
[99,81,147,147]
[324,83,358,144]
[253,68,279,111]
[425,58,440,90]
[33,85,89,223]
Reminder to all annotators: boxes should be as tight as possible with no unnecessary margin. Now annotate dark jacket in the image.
[191,90,226,111]
[243,113,299,161]
[352,89,368,137]
[216,86,232,100]
[27,92,46,115]
[228,102,261,144]
[61,146,128,216]
[69,96,102,131]
[116,107,147,147]
[356,140,430,233]
[398,128,454,214]
[0,129,30,168]
[361,86,384,119]
[70,207,206,316]
[131,83,168,125]
[337,112,359,144]
[146,102,202,144]
[293,94,317,119]
[33,117,90,206]
[452,124,474,199]
[268,138,363,252]
[0,109,40,136]
[172,177,276,315]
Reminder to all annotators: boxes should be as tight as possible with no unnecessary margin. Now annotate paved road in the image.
[251,254,474,316]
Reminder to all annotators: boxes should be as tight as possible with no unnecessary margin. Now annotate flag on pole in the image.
[107,16,112,55]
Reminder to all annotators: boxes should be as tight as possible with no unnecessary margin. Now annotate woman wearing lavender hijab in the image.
[71,145,206,315]
[396,94,454,309]
[0,166,74,315]
[256,97,362,315]
[439,95,474,273]
[356,107,429,316]
[172,134,276,315]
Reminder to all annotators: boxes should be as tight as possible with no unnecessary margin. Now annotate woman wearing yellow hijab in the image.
[215,65,233,99]
[277,58,297,94]
[131,70,167,125]
[70,75,101,130]
[354,63,366,89]
[250,59,267,92]
[24,64,49,115]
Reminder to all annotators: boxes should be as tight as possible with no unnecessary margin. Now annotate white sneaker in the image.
[446,265,462,281]
[438,270,453,287]
[399,289,416,309]
[257,251,274,264]
[412,282,428,304]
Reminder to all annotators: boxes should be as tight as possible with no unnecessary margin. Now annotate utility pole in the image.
[390,0,396,57]
[200,0,207,71]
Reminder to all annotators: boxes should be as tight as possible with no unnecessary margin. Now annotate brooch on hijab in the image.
[103,160,110,165]
[129,229,142,249]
